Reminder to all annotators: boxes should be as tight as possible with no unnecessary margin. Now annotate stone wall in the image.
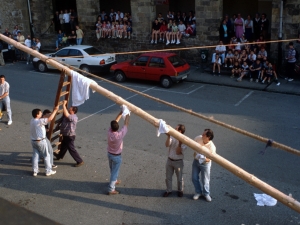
[0,1,30,34]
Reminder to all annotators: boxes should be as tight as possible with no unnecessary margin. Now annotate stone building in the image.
[0,0,299,63]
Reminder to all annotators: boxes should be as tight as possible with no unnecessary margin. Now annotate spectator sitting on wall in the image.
[238,49,248,64]
[185,24,193,37]
[171,21,180,45]
[224,49,234,67]
[96,19,102,42]
[257,47,267,61]
[159,20,167,43]
[55,30,64,50]
[165,19,173,45]
[248,50,257,64]
[177,20,186,42]
[126,21,132,39]
[151,19,161,44]
[212,54,221,76]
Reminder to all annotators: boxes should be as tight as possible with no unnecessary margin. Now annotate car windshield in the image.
[83,47,104,56]
[167,55,186,67]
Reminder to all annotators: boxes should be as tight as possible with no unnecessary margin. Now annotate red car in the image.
[110,52,190,88]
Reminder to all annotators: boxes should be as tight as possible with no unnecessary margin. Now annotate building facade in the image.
[1,0,299,63]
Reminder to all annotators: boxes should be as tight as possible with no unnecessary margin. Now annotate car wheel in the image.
[80,65,90,76]
[160,76,172,88]
[114,70,126,82]
[37,61,48,72]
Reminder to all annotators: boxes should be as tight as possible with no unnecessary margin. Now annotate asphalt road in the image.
[0,62,300,225]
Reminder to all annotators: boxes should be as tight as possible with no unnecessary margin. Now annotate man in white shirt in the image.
[30,107,58,176]
[24,35,31,64]
[34,38,41,52]
[63,10,70,33]
[163,124,187,197]
[192,129,216,202]
[0,75,12,125]
[211,40,226,64]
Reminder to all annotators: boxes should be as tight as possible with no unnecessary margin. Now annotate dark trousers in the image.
[286,62,295,79]
[250,70,260,79]
[58,135,83,163]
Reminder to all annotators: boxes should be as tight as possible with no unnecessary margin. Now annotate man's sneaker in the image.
[163,191,172,197]
[288,78,294,82]
[204,195,212,202]
[224,64,227,68]
[237,78,242,82]
[33,172,38,177]
[159,38,162,42]
[229,65,233,68]
[166,41,170,45]
[261,80,265,83]
[250,78,253,82]
[108,190,120,195]
[26,62,29,65]
[45,170,56,176]
[151,40,154,44]
[176,41,180,45]
[155,41,157,44]
[7,120,12,125]
[255,79,258,83]
[276,82,281,86]
[193,193,201,200]
[52,165,58,169]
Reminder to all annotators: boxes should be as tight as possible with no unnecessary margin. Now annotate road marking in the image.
[78,86,156,122]
[235,91,254,106]
[186,85,204,94]
[29,70,58,76]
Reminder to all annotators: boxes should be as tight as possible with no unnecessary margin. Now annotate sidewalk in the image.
[187,65,300,95]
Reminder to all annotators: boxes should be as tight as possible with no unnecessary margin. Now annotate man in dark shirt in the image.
[54,100,84,167]
[260,13,269,40]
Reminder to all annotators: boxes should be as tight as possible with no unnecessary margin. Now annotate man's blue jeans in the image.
[192,159,211,196]
[31,139,52,174]
[76,38,82,45]
[107,153,122,192]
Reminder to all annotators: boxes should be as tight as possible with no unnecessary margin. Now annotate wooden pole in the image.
[1,33,300,213]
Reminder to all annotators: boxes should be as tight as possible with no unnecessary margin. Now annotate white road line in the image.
[235,91,254,106]
[78,86,156,122]
[181,85,195,91]
[29,70,58,76]
[186,85,204,94]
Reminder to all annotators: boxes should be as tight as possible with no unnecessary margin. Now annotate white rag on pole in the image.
[195,153,206,164]
[253,193,277,206]
[71,70,96,106]
[121,105,130,119]
[156,119,170,137]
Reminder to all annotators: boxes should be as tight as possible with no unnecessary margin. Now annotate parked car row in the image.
[33,46,190,88]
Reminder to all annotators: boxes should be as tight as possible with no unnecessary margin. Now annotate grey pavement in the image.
[186,65,300,95]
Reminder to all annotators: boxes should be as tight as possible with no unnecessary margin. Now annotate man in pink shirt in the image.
[107,110,130,195]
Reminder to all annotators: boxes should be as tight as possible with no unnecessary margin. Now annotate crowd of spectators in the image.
[150,10,196,45]
[210,12,294,85]
[0,26,41,66]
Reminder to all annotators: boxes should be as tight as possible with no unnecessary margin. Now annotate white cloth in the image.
[156,119,170,137]
[71,70,96,106]
[195,153,206,164]
[254,193,277,206]
[121,105,130,120]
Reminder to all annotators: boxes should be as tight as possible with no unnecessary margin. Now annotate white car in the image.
[33,45,116,74]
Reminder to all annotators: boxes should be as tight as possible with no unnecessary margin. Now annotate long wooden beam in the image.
[1,33,299,213]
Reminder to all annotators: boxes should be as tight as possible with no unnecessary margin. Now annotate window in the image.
[68,49,83,57]
[55,49,69,57]
[168,55,186,67]
[134,56,149,66]
[148,57,165,67]
[83,47,104,56]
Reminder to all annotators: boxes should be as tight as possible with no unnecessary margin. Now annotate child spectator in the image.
[126,21,132,39]
[61,34,68,46]
[171,21,179,44]
[119,21,124,38]
[249,59,261,82]
[232,50,240,64]
[106,21,112,38]
[177,20,186,42]
[248,50,256,64]
[157,13,164,23]
[227,40,235,52]
[96,20,102,41]
[185,24,193,37]
[237,61,249,81]
[212,54,221,76]
[166,19,173,45]
[191,20,196,35]
[167,11,174,20]
[260,60,280,85]
[122,22,127,38]
[261,62,273,84]
[224,49,234,67]
[238,49,248,64]
[159,20,167,42]
[151,19,161,44]
[257,47,267,61]
[235,41,241,53]
[231,61,241,78]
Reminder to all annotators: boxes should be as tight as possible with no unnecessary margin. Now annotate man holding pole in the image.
[163,124,187,197]
[192,129,216,202]
[107,108,130,195]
